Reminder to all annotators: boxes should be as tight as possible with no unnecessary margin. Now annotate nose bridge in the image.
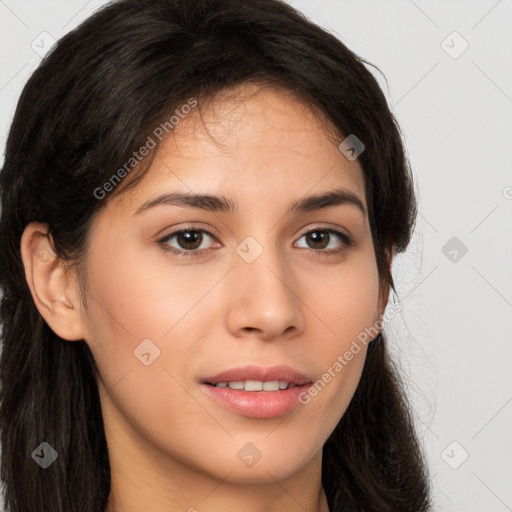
[225,233,305,339]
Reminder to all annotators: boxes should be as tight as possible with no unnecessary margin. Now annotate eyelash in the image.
[157,226,353,259]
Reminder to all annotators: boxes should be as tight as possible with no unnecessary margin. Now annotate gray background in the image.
[1,0,511,510]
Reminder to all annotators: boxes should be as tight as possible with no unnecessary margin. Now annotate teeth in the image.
[213,380,291,391]
[244,380,263,391]
[227,381,245,390]
[262,381,279,391]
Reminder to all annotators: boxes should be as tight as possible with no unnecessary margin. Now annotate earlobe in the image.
[20,222,85,341]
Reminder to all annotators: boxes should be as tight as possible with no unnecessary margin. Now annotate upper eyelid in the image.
[298,225,349,238]
[159,228,217,246]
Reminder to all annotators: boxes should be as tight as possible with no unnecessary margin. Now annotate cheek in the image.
[303,244,381,349]
[82,232,222,351]
[297,248,380,423]
[81,238,229,433]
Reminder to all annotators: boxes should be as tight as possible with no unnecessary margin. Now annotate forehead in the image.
[108,84,366,215]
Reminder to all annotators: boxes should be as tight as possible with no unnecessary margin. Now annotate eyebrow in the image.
[134,187,366,217]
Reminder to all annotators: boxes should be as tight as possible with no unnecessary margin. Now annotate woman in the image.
[0,0,432,510]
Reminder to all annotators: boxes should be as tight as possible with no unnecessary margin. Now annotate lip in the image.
[201,364,311,386]
[199,364,313,419]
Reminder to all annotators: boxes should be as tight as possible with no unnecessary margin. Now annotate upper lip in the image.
[201,364,312,385]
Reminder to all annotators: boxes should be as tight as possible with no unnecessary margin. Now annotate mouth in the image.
[199,365,313,418]
[204,380,305,391]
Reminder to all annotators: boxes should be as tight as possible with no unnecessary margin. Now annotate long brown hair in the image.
[0,0,431,510]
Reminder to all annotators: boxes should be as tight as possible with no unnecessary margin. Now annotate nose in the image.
[225,243,305,341]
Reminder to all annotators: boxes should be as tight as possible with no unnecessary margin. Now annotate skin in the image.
[21,83,390,512]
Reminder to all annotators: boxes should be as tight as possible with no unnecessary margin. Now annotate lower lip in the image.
[199,383,312,419]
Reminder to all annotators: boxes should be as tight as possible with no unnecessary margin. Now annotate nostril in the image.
[243,327,259,333]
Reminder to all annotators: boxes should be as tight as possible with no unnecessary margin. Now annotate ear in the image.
[377,243,394,318]
[20,222,86,341]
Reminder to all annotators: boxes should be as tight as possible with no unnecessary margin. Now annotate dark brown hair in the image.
[0,0,431,510]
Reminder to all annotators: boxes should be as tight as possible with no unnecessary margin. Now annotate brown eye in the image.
[304,230,330,249]
[295,228,352,255]
[175,230,203,250]
[159,228,218,257]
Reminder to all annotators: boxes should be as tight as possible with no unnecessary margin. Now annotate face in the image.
[78,84,386,486]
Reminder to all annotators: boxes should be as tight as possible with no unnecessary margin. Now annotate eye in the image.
[157,226,352,259]
[158,228,219,257]
[295,228,352,255]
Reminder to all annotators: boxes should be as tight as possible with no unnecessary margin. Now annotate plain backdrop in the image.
[1,1,511,510]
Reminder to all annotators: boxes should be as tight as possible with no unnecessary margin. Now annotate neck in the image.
[106,486,329,512]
